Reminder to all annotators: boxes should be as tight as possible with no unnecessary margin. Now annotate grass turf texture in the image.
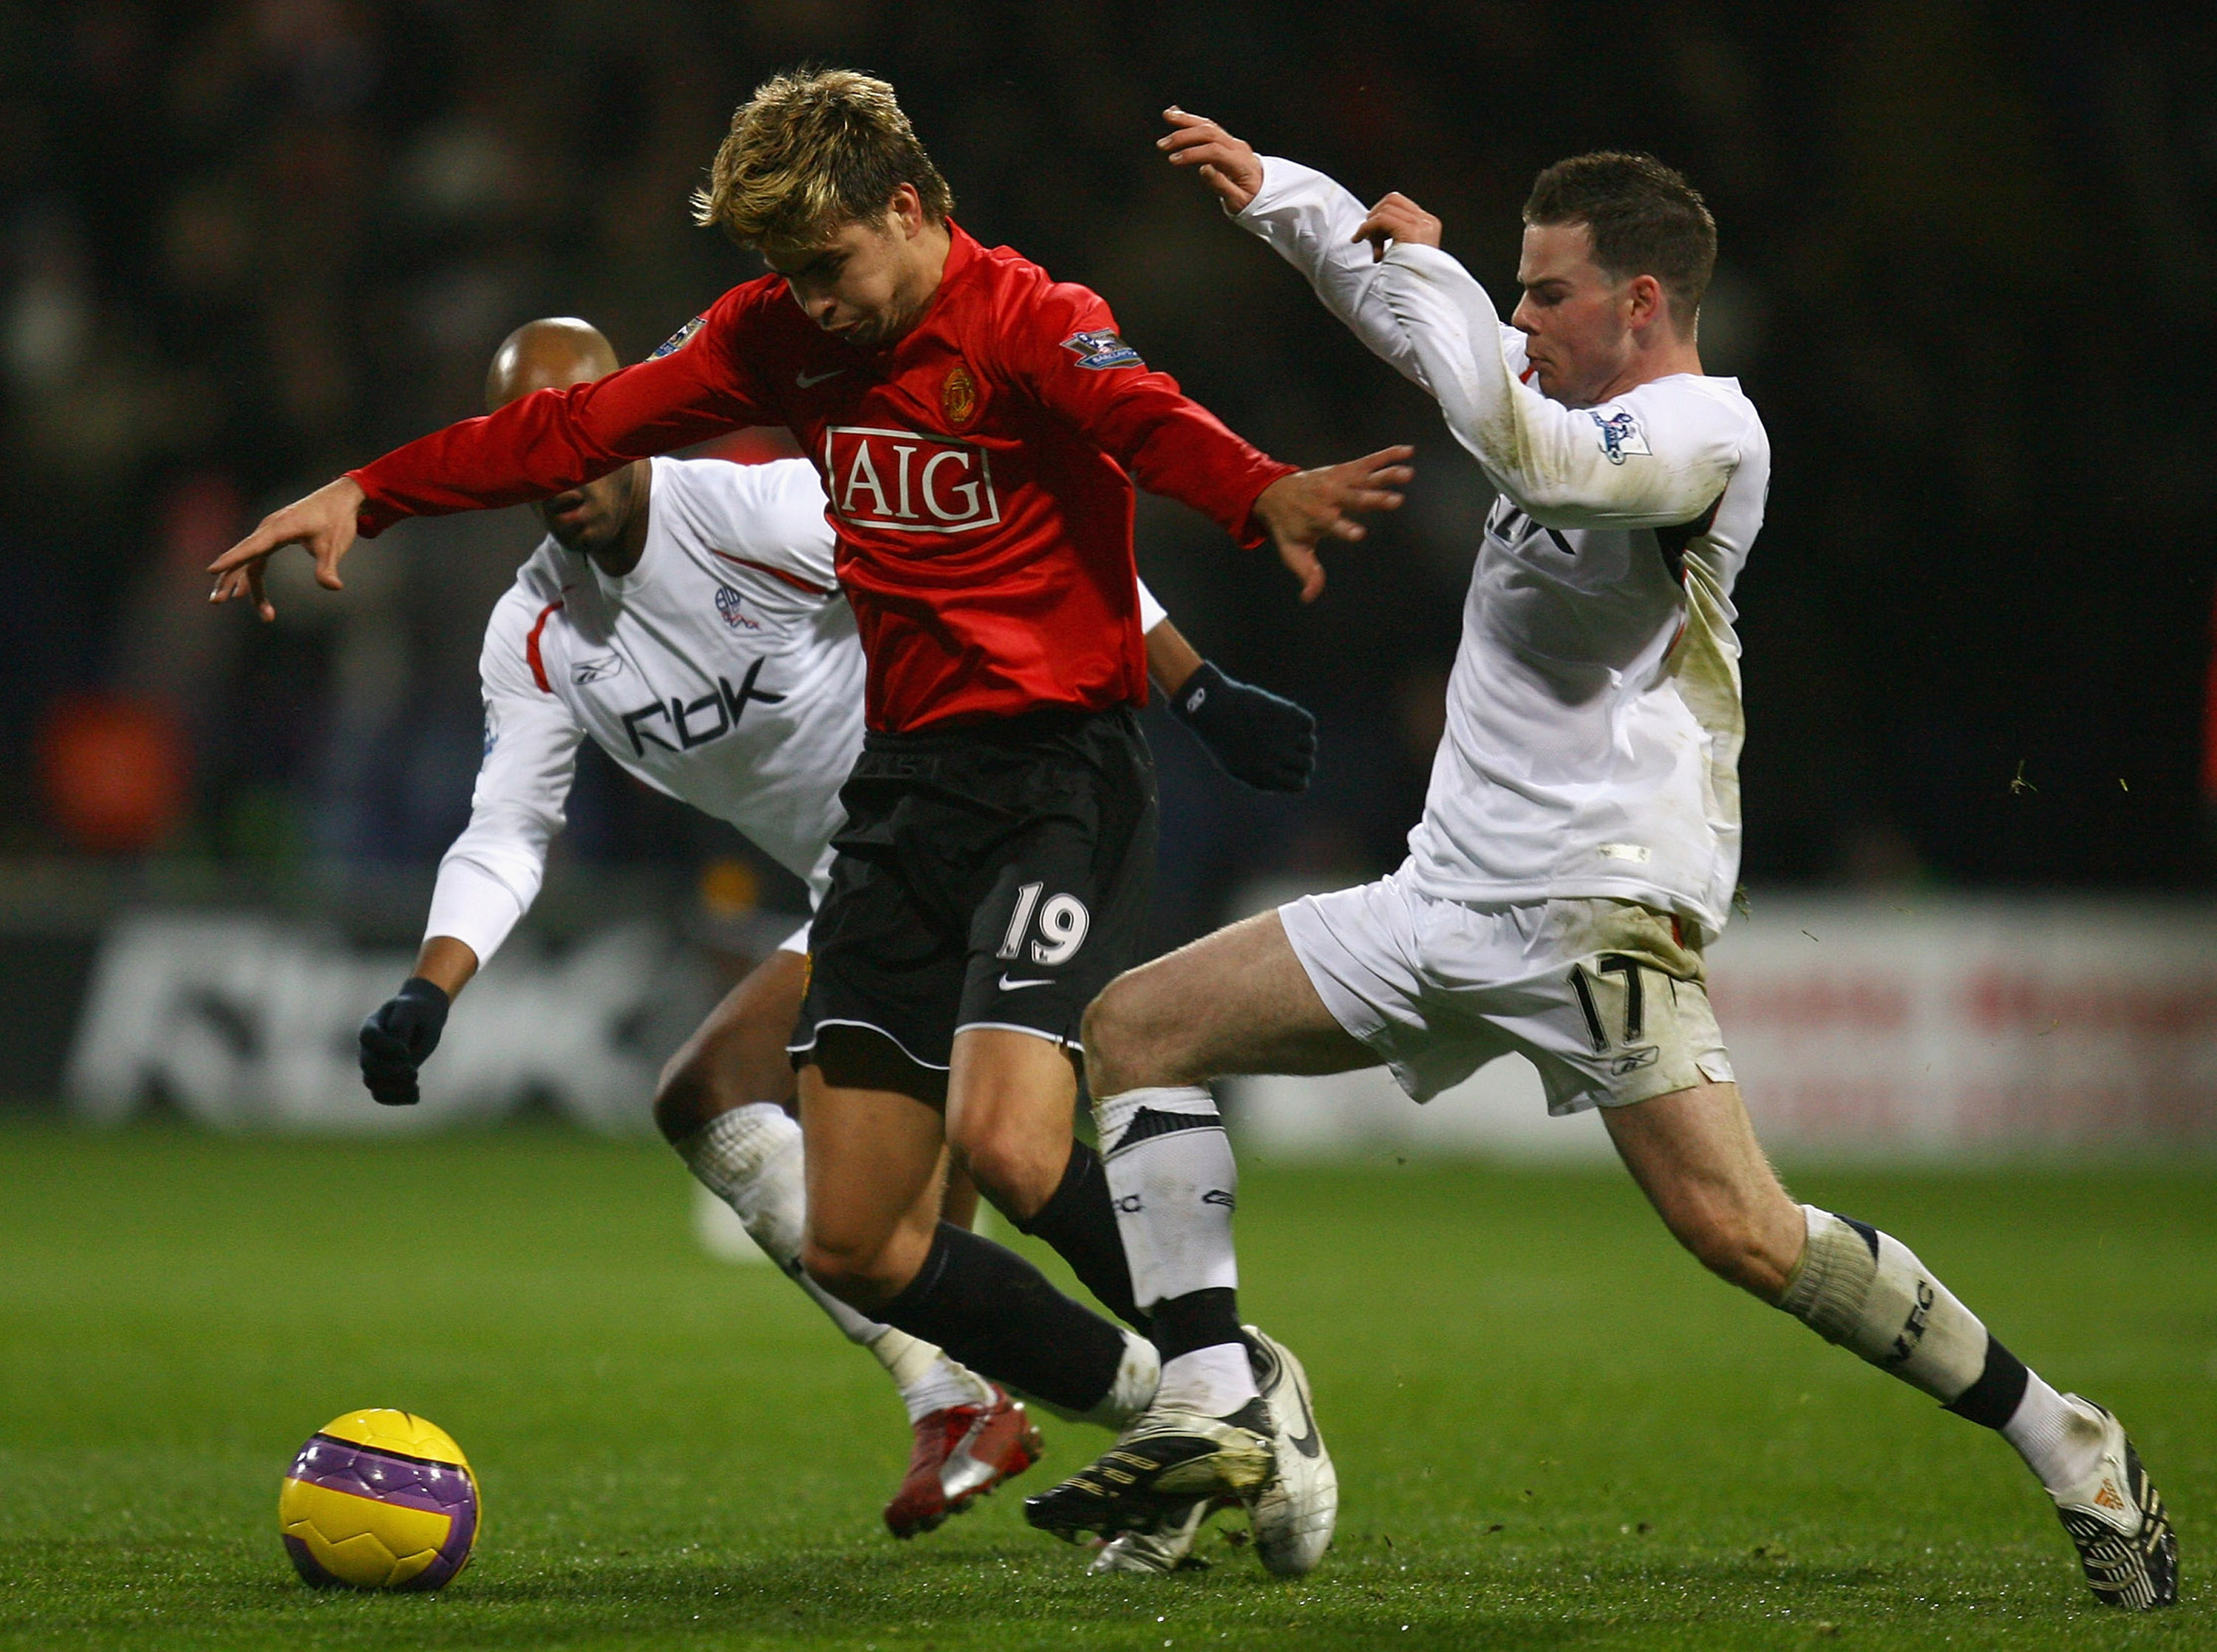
[0,1122,2207,1651]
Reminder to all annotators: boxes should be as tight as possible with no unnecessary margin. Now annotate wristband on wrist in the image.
[1168,661,1228,724]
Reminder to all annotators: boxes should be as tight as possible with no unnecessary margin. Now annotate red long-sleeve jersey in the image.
[350,225,1295,733]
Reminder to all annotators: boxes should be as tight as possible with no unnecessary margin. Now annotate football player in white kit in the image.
[1029,115,2176,1610]
[350,318,1324,1542]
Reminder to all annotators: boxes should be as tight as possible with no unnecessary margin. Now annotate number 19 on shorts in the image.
[998,882,1090,967]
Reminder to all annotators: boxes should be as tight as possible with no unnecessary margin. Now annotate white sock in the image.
[1156,1342,1258,1416]
[1094,1085,1241,1300]
[1777,1204,2112,1495]
[1775,1205,1988,1401]
[1094,1085,1256,1416]
[872,1337,995,1424]
[2001,1375,2108,1494]
[676,1103,987,1421]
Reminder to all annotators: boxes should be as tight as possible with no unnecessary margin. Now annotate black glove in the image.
[358,977,452,1106]
[1166,661,1318,793]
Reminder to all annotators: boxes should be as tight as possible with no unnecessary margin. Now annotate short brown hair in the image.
[1524,152,1715,333]
[691,68,954,248]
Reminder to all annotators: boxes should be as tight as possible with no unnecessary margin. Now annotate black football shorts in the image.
[789,703,1157,1095]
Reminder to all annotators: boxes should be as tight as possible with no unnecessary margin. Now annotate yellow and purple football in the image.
[278,1410,480,1591]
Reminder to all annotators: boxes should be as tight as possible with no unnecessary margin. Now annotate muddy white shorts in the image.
[1278,870,1736,1115]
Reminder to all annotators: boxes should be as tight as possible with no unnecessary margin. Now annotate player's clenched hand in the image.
[358,977,452,1107]
[1353,193,1443,262]
[1252,446,1414,602]
[1157,107,1264,212]
[206,475,367,622]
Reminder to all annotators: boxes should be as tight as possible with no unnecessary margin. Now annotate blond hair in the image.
[691,68,954,248]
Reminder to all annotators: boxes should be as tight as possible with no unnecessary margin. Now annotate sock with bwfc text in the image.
[1776,1204,2104,1492]
[1094,1085,1257,1416]
[675,1104,992,1424]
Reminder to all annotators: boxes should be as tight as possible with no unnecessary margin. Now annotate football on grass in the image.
[278,1409,480,1590]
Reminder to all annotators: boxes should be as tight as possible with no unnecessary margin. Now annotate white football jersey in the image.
[426,454,1172,965]
[1240,160,1770,942]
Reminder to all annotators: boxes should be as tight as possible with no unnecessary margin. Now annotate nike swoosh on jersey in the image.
[795,368,845,388]
[997,974,1054,991]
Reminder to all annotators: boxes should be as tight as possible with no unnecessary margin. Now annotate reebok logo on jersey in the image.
[1590,407,1651,465]
[571,655,624,683]
[713,586,760,631]
[823,427,1001,533]
[1060,329,1143,370]
[619,658,786,757]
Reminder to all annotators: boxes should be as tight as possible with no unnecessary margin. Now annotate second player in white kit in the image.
[1027,114,2177,1612]
[353,317,1326,1545]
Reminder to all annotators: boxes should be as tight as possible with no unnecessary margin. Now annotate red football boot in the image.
[883,1385,1043,1538]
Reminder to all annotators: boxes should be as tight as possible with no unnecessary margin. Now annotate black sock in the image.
[876,1222,1128,1415]
[1150,1286,1242,1362]
[1017,1140,1148,1331]
[1943,1334,2032,1430]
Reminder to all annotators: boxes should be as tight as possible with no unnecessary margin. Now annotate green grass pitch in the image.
[1,1120,2208,1651]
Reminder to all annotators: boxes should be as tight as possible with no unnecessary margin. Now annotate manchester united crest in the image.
[941,363,977,426]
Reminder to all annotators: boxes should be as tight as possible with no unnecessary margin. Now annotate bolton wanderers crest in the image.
[713,586,760,631]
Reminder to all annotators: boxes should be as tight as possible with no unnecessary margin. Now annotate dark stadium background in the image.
[1,0,2213,960]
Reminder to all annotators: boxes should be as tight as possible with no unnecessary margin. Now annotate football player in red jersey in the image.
[212,69,1408,1571]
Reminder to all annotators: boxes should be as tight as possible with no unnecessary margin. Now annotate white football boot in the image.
[1243,1326,1336,1575]
[2048,1396,2177,1609]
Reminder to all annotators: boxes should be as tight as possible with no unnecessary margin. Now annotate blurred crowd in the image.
[3,0,2213,948]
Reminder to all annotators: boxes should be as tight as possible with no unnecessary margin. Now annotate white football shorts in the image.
[1279,870,1735,1115]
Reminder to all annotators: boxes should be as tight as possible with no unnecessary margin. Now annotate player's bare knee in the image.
[1674,1204,1794,1298]
[946,1117,1053,1217]
[1083,972,1186,1093]
[799,1235,902,1310]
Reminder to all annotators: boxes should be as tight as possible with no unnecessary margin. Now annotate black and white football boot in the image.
[1243,1326,1337,1575]
[2049,1397,2177,1609]
[1023,1399,1276,1542]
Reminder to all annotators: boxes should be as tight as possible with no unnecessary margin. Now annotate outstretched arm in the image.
[1160,110,1437,389]
[211,294,772,617]
[1367,241,1738,528]
[360,618,583,1106]
[1164,112,1736,529]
